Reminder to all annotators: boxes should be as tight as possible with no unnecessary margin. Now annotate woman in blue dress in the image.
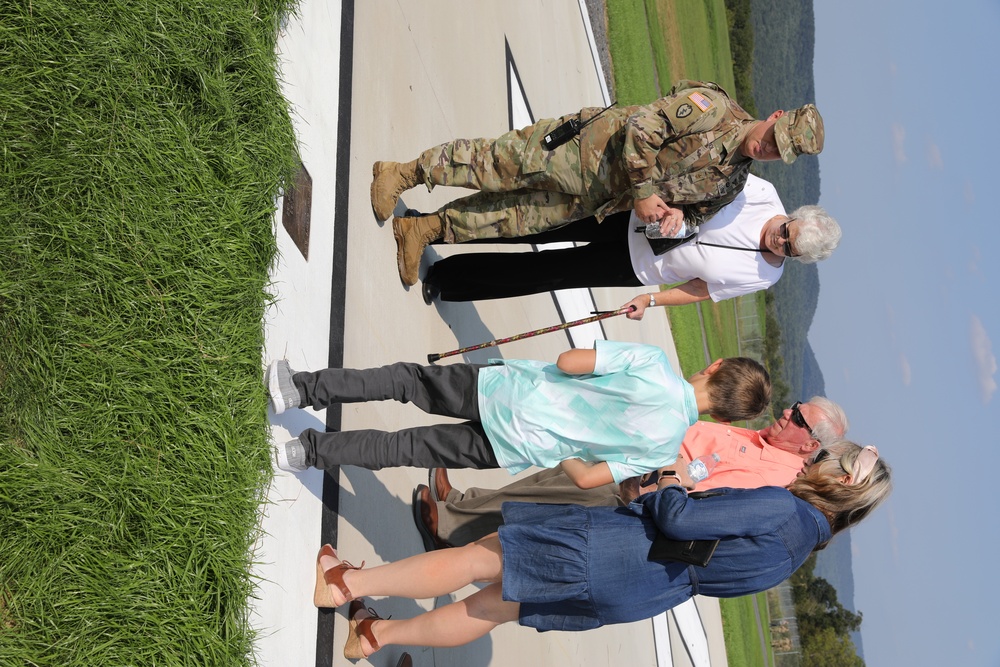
[313,440,890,659]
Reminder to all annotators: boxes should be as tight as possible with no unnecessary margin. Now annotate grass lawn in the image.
[701,299,742,360]
[665,302,708,376]
[650,0,736,90]
[720,593,770,667]
[606,0,661,104]
[0,1,298,664]
[665,0,736,90]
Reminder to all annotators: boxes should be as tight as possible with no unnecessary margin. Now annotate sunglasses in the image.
[789,401,812,432]
[779,221,797,257]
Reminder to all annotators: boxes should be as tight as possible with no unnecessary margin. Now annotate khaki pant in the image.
[436,467,624,547]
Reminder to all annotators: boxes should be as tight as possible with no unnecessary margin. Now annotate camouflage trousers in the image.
[416,115,614,242]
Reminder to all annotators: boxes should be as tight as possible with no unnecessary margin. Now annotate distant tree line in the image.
[724,0,758,116]
[792,555,866,667]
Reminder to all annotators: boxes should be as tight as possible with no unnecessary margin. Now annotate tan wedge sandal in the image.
[344,599,383,659]
[313,544,364,608]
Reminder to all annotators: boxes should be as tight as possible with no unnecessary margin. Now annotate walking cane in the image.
[427,305,636,363]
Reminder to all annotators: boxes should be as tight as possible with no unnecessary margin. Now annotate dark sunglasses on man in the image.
[789,400,812,432]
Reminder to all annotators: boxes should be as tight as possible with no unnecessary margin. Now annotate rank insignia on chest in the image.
[676,103,692,119]
[688,92,714,112]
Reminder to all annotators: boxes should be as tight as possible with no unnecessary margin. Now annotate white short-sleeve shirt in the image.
[627,174,787,302]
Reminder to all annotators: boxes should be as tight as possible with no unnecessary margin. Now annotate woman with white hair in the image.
[313,440,889,659]
[419,175,841,314]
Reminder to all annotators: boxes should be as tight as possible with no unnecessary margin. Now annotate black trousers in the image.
[426,210,643,301]
[294,362,500,470]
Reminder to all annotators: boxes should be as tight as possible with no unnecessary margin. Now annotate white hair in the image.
[790,205,841,264]
[808,395,849,445]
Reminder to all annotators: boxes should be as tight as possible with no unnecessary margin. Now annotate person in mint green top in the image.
[267,343,771,490]
[482,341,697,485]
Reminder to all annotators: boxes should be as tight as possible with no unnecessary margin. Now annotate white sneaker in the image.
[274,438,308,472]
[266,359,302,415]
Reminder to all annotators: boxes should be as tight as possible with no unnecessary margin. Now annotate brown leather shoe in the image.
[422,262,441,305]
[411,484,452,551]
[428,468,453,502]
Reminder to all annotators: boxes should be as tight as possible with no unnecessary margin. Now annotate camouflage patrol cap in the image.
[774,104,824,164]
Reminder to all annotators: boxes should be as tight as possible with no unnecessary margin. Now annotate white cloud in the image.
[900,353,912,386]
[891,123,907,164]
[970,315,997,404]
[926,141,943,169]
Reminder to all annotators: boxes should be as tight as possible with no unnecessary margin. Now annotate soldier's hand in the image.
[634,194,670,224]
[657,205,685,237]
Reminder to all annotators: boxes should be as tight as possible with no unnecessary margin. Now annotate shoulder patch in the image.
[688,92,714,112]
[659,88,727,135]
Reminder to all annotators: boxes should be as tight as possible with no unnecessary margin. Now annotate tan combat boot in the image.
[371,160,422,222]
[392,214,443,286]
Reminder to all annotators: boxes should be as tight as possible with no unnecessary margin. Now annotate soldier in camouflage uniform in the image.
[372,80,824,285]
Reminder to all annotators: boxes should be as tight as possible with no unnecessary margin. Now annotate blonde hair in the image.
[787,440,892,538]
[706,357,771,422]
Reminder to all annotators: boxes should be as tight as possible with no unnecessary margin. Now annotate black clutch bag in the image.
[646,490,723,566]
[647,535,719,567]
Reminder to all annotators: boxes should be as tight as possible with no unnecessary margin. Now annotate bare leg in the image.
[356,584,519,653]
[318,534,503,604]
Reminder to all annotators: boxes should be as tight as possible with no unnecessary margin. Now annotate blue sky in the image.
[811,1,1000,665]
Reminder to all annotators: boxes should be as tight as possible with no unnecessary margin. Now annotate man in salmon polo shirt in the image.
[412,396,848,550]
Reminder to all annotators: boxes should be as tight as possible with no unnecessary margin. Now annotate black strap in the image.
[639,234,763,256]
[577,99,617,131]
[694,241,764,253]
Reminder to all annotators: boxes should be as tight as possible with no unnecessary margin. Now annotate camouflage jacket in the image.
[579,80,755,225]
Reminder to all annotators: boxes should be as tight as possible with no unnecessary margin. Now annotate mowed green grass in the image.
[0,1,298,664]
[644,0,675,92]
[702,298,742,360]
[666,0,736,90]
[606,4,774,667]
[607,0,736,103]
[666,303,708,376]
[719,592,771,667]
[606,0,661,104]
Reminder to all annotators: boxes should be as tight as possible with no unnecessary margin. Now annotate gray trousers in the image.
[295,362,500,471]
[436,467,625,546]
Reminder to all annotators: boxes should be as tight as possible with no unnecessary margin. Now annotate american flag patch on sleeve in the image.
[688,92,714,111]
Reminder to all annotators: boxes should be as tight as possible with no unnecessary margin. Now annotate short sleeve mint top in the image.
[477,341,698,484]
